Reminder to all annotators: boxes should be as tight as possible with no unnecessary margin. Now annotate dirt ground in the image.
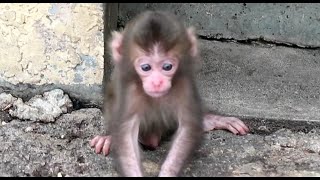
[1,108,320,177]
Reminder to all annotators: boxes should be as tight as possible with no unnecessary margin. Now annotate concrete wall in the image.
[119,3,320,47]
[0,3,104,105]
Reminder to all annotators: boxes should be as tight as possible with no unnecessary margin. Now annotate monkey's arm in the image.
[89,81,115,155]
[112,114,143,177]
[89,99,112,155]
[159,112,202,177]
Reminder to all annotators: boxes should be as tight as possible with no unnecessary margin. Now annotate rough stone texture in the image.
[119,3,320,47]
[0,93,17,110]
[0,108,116,177]
[8,89,73,122]
[0,81,103,108]
[1,88,320,176]
[1,108,320,177]
[0,3,104,87]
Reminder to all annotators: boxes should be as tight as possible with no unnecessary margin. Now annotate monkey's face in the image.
[134,48,178,98]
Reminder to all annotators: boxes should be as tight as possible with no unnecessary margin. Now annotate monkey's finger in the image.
[102,137,111,156]
[239,123,250,133]
[229,122,248,135]
[232,118,250,133]
[225,124,240,135]
[95,137,108,154]
[223,117,249,135]
[232,119,250,134]
[90,136,101,147]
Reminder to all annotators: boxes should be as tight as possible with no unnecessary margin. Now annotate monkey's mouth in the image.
[146,90,169,98]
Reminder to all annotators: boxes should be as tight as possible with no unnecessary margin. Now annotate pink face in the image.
[134,47,178,98]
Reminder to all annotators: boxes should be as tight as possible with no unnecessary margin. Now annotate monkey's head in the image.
[109,11,198,98]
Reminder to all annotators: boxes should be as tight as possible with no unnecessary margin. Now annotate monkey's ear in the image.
[187,27,198,58]
[109,31,123,63]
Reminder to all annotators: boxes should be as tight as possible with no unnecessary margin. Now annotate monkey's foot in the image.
[203,114,249,135]
[139,133,161,150]
[90,135,112,156]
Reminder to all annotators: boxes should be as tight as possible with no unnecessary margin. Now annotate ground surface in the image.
[1,108,320,177]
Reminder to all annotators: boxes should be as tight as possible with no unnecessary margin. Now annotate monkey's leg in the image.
[113,115,143,176]
[203,114,249,135]
[90,135,112,156]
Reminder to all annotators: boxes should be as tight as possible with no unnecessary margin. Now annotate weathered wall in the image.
[0,3,104,105]
[119,3,320,47]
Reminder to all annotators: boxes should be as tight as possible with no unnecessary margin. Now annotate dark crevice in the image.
[70,97,100,110]
[238,116,320,136]
[198,35,320,50]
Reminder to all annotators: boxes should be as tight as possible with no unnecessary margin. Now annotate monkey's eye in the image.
[162,63,173,71]
[141,64,151,71]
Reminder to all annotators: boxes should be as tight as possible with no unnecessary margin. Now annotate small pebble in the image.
[25,126,33,132]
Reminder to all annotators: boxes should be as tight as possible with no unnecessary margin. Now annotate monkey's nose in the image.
[152,80,163,89]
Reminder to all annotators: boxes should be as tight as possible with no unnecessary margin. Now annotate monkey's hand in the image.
[90,135,112,156]
[203,114,249,135]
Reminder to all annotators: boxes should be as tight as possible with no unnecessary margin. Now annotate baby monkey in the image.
[90,11,249,177]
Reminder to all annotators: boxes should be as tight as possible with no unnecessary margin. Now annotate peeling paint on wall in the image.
[0,3,104,85]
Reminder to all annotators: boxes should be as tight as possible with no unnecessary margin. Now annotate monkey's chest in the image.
[139,109,178,137]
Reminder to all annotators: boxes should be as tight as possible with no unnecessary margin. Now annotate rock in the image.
[0,110,12,123]
[25,126,33,132]
[0,93,17,110]
[9,89,73,122]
